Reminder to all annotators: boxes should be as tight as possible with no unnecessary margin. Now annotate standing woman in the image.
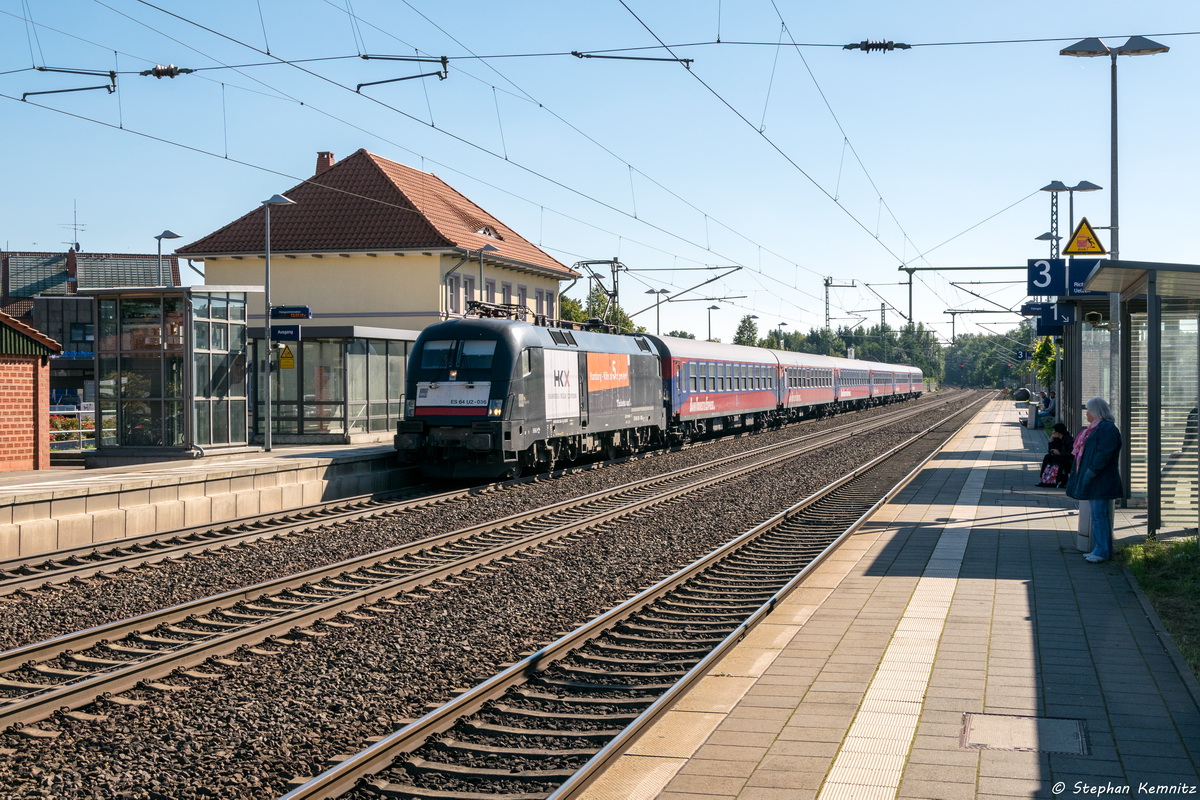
[1066,397,1125,562]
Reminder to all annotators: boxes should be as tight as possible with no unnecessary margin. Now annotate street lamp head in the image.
[1060,37,1111,57]
[1114,36,1169,56]
[262,193,296,207]
[1040,181,1069,193]
[1070,180,1103,192]
[708,304,720,311]
[155,229,182,241]
[480,243,499,254]
[1035,232,1062,241]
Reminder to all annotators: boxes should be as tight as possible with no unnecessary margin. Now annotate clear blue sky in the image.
[3,1,1197,344]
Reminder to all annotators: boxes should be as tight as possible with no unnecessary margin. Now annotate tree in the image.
[1033,336,1057,387]
[583,285,644,333]
[559,295,586,323]
[665,330,696,339]
[733,315,759,346]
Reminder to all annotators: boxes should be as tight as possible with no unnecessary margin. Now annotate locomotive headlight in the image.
[405,399,415,416]
[487,399,504,417]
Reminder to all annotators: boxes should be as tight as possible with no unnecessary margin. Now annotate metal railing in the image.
[49,407,98,451]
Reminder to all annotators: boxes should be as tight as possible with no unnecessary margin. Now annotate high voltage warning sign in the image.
[279,345,295,370]
[1064,217,1107,255]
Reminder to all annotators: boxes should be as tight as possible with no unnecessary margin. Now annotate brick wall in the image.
[0,355,49,471]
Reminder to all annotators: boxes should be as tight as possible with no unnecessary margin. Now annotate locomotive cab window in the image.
[418,339,498,373]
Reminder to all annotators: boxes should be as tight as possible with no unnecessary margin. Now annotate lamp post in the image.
[645,289,670,334]
[707,305,720,341]
[777,321,788,350]
[1039,180,1103,257]
[1061,36,1168,414]
[261,193,296,452]
[154,230,181,285]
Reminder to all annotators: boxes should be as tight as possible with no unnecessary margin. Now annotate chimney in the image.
[315,151,335,175]
[65,248,78,295]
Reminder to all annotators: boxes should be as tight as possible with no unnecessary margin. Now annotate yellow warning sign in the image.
[279,345,295,370]
[1064,217,1107,255]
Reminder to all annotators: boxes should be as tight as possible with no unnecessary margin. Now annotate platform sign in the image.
[271,305,313,319]
[1063,218,1107,256]
[270,324,301,341]
[1040,304,1075,326]
[1027,258,1066,297]
[1066,258,1106,297]
[279,345,295,370]
[1015,350,1026,361]
[1021,302,1049,316]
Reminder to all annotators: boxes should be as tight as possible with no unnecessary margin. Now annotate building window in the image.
[546,292,555,319]
[464,277,476,305]
[70,322,94,342]
[485,280,496,303]
[517,286,527,310]
[501,282,512,304]
[535,289,545,315]
[447,275,461,315]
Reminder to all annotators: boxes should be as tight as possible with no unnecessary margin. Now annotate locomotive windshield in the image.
[418,340,498,373]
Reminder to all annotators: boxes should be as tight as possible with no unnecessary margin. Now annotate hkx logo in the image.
[554,369,572,388]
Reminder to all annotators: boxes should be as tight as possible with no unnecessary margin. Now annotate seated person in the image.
[1036,422,1074,487]
[1036,392,1057,426]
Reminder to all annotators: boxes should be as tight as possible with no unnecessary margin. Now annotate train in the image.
[395,317,924,478]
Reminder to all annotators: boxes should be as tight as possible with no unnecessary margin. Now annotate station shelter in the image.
[247,325,418,444]
[1068,260,1200,534]
[0,310,61,471]
[87,286,257,463]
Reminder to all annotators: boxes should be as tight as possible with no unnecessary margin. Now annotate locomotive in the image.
[395,317,923,478]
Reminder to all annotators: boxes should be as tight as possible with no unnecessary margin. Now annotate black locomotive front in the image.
[396,318,667,479]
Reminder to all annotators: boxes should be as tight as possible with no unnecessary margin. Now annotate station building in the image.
[0,310,61,471]
[176,150,579,444]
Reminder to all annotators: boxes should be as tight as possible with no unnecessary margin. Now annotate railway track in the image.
[279,396,987,800]
[0,393,956,596]
[0,395,968,737]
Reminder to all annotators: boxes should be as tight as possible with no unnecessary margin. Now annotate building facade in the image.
[0,310,62,471]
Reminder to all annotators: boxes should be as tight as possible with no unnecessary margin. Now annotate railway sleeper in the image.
[31,663,89,678]
[654,598,764,613]
[66,653,127,667]
[432,737,598,759]
[511,688,652,708]
[530,676,670,695]
[615,620,734,637]
[603,629,726,647]
[550,663,689,680]
[461,718,624,741]
[403,755,578,780]
[488,702,639,724]
[360,778,548,800]
[572,651,699,670]
[585,641,712,658]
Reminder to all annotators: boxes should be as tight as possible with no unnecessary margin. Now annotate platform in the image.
[0,443,407,559]
[581,399,1200,800]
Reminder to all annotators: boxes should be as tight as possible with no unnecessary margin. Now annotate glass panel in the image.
[369,341,387,401]
[164,356,185,398]
[303,403,345,434]
[211,323,229,353]
[303,341,344,402]
[213,399,229,443]
[98,300,118,352]
[120,298,163,351]
[195,401,211,446]
[228,294,246,321]
[460,340,496,370]
[193,293,210,319]
[230,324,246,352]
[122,357,162,398]
[164,297,185,350]
[348,402,368,432]
[228,352,248,399]
[420,340,454,370]
[100,400,118,447]
[1160,302,1199,529]
[348,341,367,403]
[195,353,212,398]
[121,400,162,446]
[194,320,210,351]
[163,400,184,446]
[274,349,299,402]
[98,358,119,399]
[210,294,228,320]
[229,399,247,444]
[388,343,405,401]
[211,353,230,398]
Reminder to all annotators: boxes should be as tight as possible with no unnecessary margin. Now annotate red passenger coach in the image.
[777,350,838,413]
[647,336,779,436]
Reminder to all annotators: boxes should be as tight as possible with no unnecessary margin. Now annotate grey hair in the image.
[1086,396,1115,423]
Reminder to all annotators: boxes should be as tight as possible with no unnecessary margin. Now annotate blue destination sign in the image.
[271,306,313,319]
[1020,302,1048,316]
[270,325,302,341]
[1067,258,1106,297]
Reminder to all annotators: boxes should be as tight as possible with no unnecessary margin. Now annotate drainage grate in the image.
[961,713,1089,755]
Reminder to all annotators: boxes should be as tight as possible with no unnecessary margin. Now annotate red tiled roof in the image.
[0,308,62,353]
[178,149,576,277]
